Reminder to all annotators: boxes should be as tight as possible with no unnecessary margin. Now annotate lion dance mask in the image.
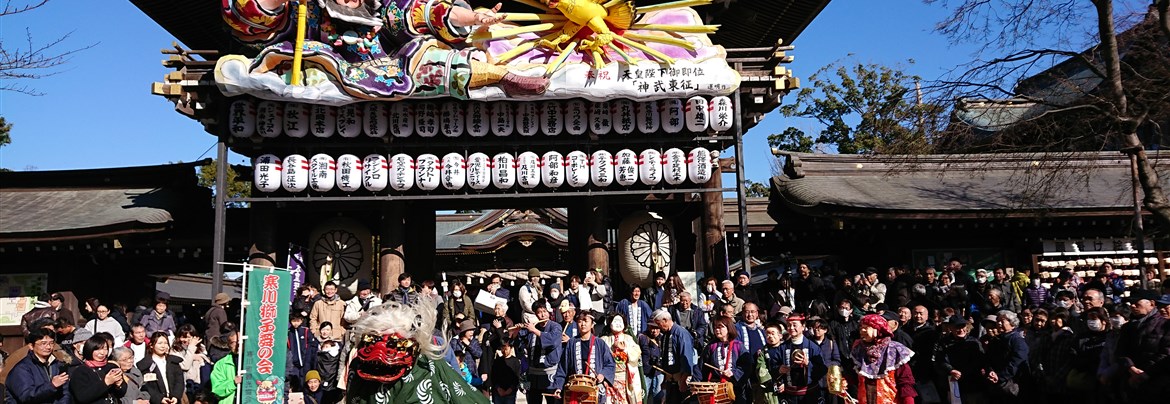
[345,296,487,404]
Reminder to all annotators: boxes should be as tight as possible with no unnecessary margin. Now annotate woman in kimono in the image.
[702,317,751,404]
[602,314,643,404]
[844,314,916,404]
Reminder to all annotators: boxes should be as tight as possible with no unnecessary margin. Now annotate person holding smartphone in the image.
[5,327,72,404]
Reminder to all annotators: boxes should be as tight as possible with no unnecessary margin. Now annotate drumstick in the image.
[703,363,724,372]
[652,365,669,374]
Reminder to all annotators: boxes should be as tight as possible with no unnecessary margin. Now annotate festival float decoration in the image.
[336,154,363,192]
[309,153,337,192]
[254,154,282,192]
[362,154,389,192]
[282,154,309,192]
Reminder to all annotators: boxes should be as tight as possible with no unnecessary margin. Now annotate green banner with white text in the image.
[241,265,291,404]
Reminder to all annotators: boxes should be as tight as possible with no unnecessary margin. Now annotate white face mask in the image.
[550,291,561,299]
[839,309,851,317]
[1086,319,1104,331]
[1057,300,1071,308]
[977,277,987,284]
[453,290,463,298]
[1109,317,1125,328]
[706,285,715,293]
[1032,279,1041,287]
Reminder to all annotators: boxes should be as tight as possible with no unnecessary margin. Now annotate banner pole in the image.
[235,264,250,404]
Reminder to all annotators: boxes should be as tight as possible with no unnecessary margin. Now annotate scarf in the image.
[85,359,108,368]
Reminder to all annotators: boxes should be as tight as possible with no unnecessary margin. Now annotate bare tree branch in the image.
[0,1,95,95]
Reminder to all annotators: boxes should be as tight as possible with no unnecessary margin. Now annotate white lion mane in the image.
[346,295,447,360]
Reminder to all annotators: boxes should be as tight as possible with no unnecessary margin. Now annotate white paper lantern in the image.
[688,147,713,184]
[615,149,638,186]
[253,154,282,192]
[663,148,687,185]
[283,102,310,138]
[709,96,734,132]
[612,100,635,135]
[415,102,438,137]
[516,102,539,136]
[336,154,363,192]
[466,153,492,190]
[309,154,337,192]
[591,150,614,187]
[282,154,310,192]
[362,154,389,191]
[491,103,514,136]
[566,151,590,188]
[415,154,441,191]
[516,152,541,189]
[541,151,565,188]
[389,153,416,191]
[540,101,563,136]
[255,101,283,138]
[492,153,516,189]
[390,102,413,137]
[440,102,465,137]
[685,96,709,133]
[441,153,466,190]
[636,101,660,134]
[639,149,662,186]
[336,104,362,138]
[364,103,389,137]
[565,100,587,135]
[228,99,256,137]
[466,102,490,137]
[589,102,612,135]
[310,104,336,138]
[660,99,684,133]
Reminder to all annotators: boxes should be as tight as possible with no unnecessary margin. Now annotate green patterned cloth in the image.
[347,356,489,404]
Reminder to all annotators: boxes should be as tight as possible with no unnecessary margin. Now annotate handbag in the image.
[996,379,1019,396]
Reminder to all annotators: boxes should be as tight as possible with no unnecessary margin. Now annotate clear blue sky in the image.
[0,0,978,185]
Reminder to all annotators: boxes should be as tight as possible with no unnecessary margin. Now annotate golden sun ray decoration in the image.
[471,0,720,75]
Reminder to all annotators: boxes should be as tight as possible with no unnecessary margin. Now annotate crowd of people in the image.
[3,258,1169,404]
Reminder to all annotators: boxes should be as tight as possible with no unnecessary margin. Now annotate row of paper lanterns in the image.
[228,97,735,138]
[253,147,715,193]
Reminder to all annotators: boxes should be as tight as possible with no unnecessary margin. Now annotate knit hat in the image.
[64,327,94,345]
[305,370,321,382]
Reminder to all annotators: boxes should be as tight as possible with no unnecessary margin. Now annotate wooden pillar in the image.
[672,212,697,275]
[702,160,730,279]
[569,200,589,277]
[404,205,436,280]
[378,203,405,296]
[587,198,610,278]
[248,203,278,267]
